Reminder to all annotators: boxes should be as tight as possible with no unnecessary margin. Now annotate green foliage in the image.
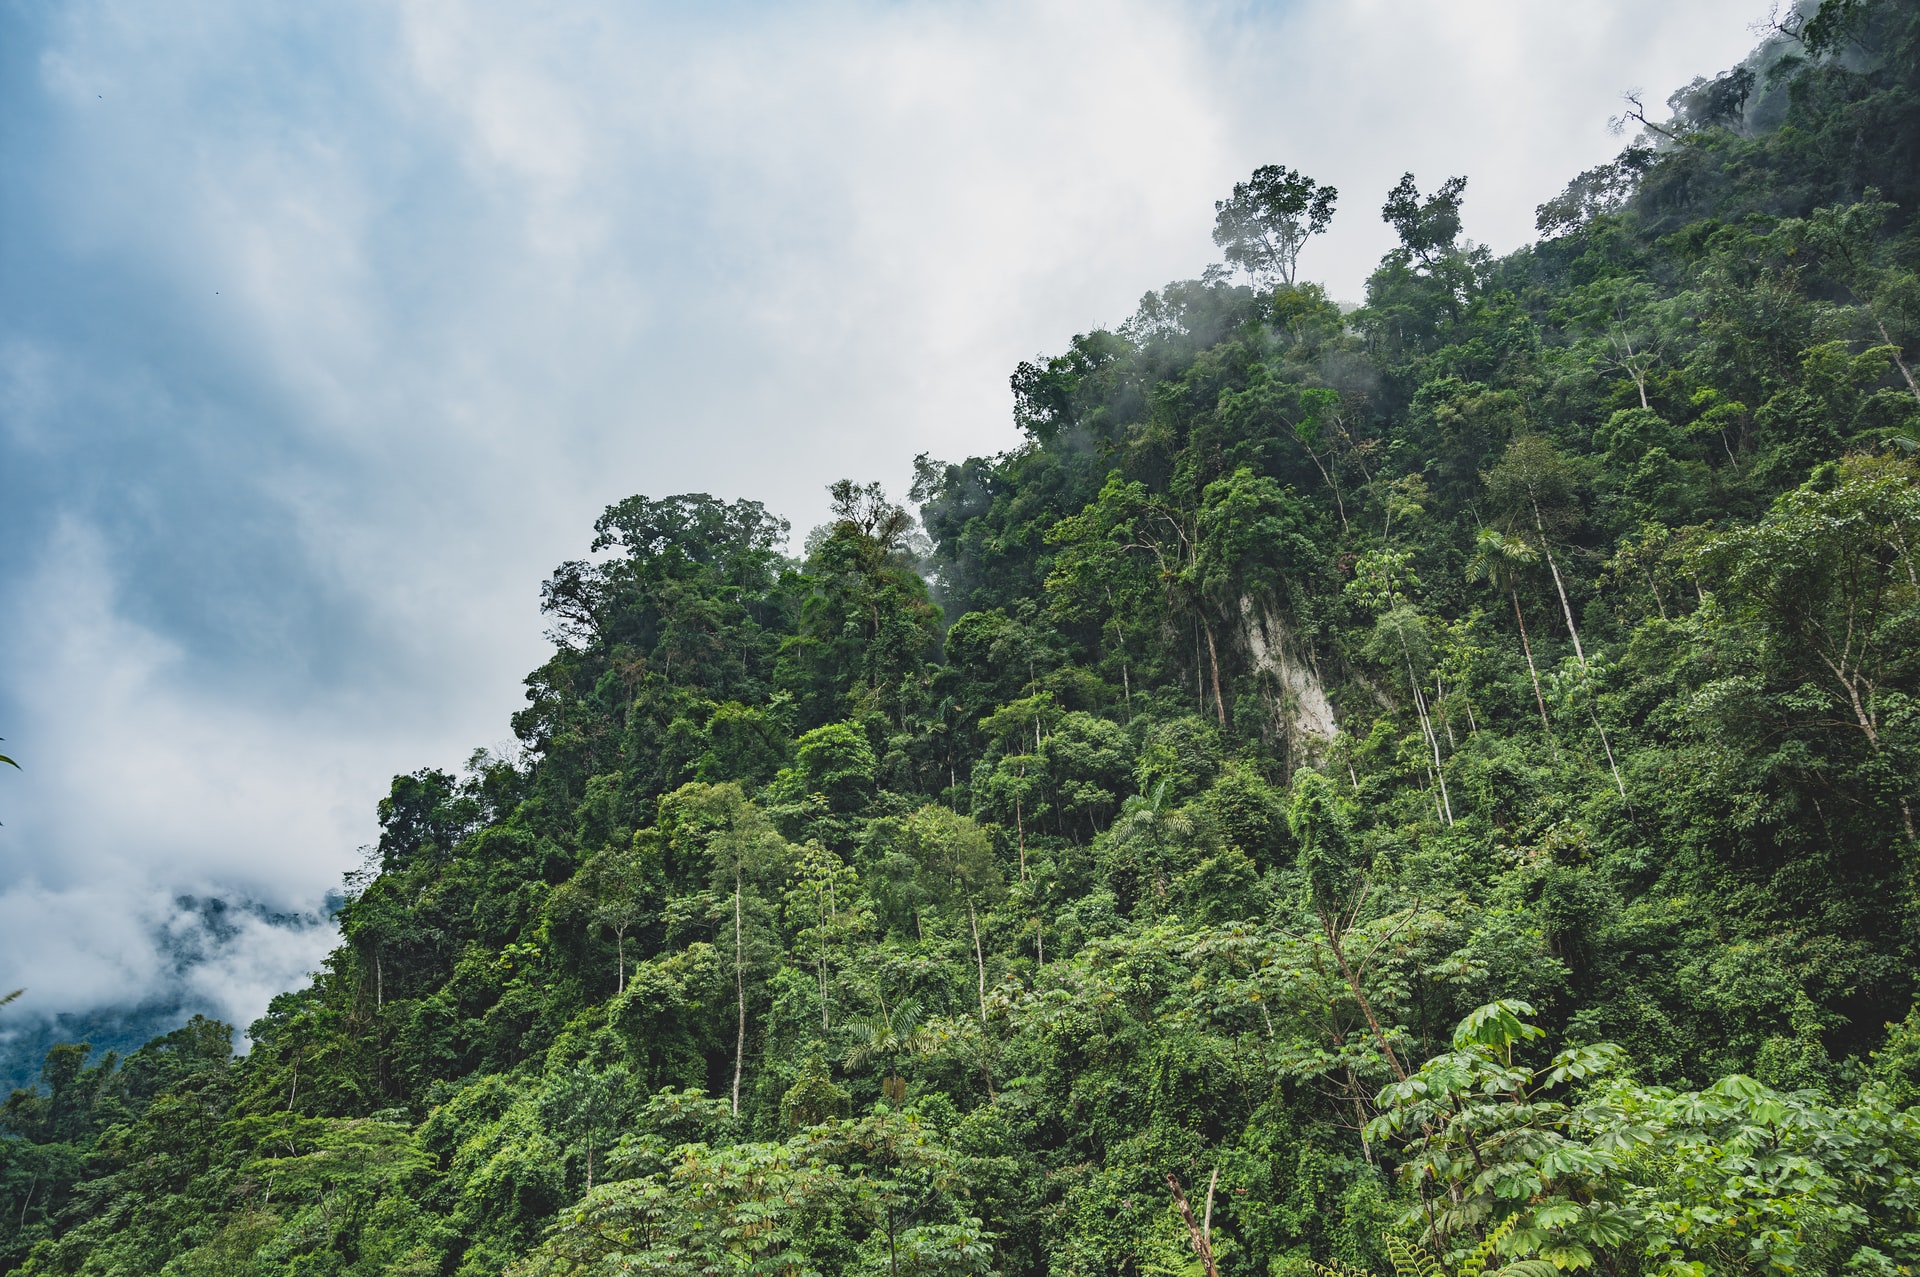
[15,5,1920,1272]
[1287,770,1353,919]
[1370,1002,1920,1275]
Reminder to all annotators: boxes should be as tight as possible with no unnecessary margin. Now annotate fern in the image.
[1454,1215,1515,1277]
[1144,1258,1206,1277]
[1384,1233,1449,1277]
[1330,1215,1547,1277]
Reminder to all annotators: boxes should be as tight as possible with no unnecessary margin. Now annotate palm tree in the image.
[844,996,931,1105]
[1467,529,1552,736]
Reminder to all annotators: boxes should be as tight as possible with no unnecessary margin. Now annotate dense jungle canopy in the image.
[8,2,1920,1273]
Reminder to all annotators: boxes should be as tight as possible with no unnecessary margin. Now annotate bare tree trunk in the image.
[1825,654,1919,844]
[1592,709,1627,800]
[1413,677,1454,826]
[1398,634,1454,826]
[1890,529,1920,592]
[1105,586,1132,716]
[1166,1173,1221,1277]
[1014,794,1026,882]
[814,922,833,1035]
[968,901,989,1025]
[1872,312,1920,405]
[1512,589,1553,737]
[1304,447,1348,533]
[1341,1058,1377,1164]
[1608,327,1655,408]
[732,872,745,1117]
[1527,520,1627,794]
[820,882,832,1030]
[1203,619,1227,726]
[1196,625,1204,713]
[1326,922,1408,1081]
[1533,502,1586,666]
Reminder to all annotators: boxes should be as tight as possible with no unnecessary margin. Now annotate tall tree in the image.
[1485,437,1588,666]
[661,782,791,1116]
[1213,164,1339,288]
[1466,528,1553,736]
[1381,172,1468,264]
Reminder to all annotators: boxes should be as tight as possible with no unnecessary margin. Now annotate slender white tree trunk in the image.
[732,872,745,1117]
[1533,502,1586,666]
[967,901,988,1024]
[1398,635,1454,826]
[1512,589,1552,736]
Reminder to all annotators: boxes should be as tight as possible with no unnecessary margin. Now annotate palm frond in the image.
[892,996,926,1035]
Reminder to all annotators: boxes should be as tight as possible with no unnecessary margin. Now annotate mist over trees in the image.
[8,1,1920,1272]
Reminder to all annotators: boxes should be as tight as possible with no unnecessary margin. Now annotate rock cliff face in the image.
[1240,596,1335,766]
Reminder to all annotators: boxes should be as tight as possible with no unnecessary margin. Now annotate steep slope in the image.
[7,3,1920,1273]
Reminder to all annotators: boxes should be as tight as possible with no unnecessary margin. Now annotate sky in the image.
[0,0,1770,1045]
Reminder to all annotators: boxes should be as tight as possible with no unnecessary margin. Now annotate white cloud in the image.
[0,523,347,1021]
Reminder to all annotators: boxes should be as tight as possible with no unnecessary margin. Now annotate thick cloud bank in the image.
[0,0,1765,1051]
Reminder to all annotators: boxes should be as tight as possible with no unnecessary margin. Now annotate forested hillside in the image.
[8,2,1920,1273]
